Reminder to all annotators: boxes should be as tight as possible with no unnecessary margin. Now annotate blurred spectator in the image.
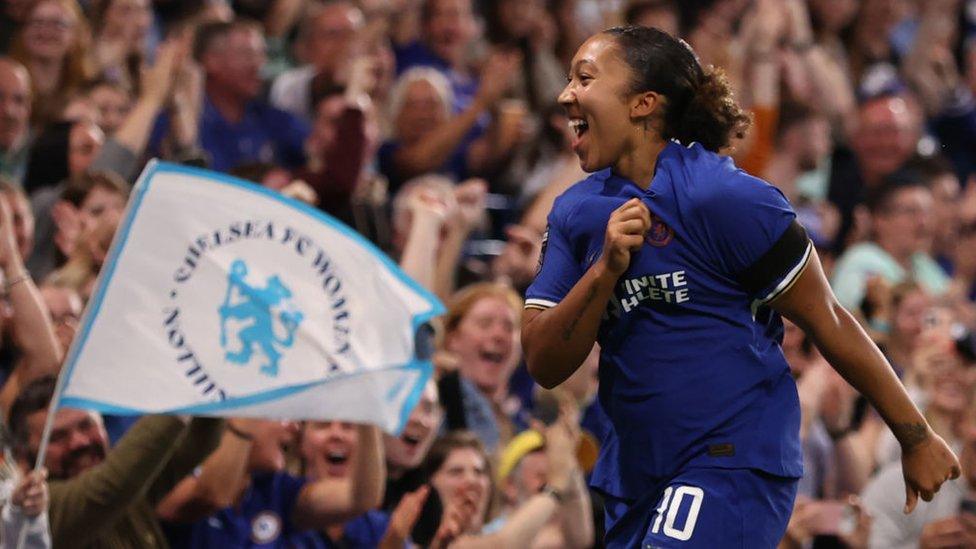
[379,60,517,192]
[90,0,153,93]
[623,0,681,36]
[489,406,594,548]
[828,93,924,248]
[395,0,481,112]
[383,380,444,512]
[0,465,51,549]
[877,282,933,386]
[292,59,376,224]
[862,318,976,548]
[441,282,523,452]
[0,181,35,261]
[766,102,833,204]
[28,170,127,283]
[831,173,949,311]
[152,20,309,173]
[290,421,391,547]
[903,2,976,181]
[270,1,365,121]
[766,102,840,252]
[158,418,384,547]
[37,282,81,356]
[7,375,223,547]
[0,190,61,419]
[484,0,563,111]
[85,78,133,136]
[9,0,94,127]
[23,118,104,195]
[0,1,33,54]
[0,57,32,185]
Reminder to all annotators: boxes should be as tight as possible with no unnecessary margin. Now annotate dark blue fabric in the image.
[289,510,394,548]
[526,141,804,500]
[166,471,307,548]
[602,468,798,548]
[149,96,309,173]
[102,414,141,445]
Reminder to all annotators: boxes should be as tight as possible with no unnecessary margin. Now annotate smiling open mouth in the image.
[479,350,505,365]
[569,118,589,138]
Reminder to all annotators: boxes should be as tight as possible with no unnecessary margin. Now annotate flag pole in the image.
[14,320,72,549]
[16,160,157,549]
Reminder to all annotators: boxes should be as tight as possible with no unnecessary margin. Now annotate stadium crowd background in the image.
[0,0,976,546]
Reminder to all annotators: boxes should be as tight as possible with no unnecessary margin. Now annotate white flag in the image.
[57,161,444,434]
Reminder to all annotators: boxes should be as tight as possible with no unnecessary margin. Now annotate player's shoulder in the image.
[549,169,613,224]
[665,142,788,220]
[676,143,780,203]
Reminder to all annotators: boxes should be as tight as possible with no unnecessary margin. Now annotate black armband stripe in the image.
[736,219,812,301]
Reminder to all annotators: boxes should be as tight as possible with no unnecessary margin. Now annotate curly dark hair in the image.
[603,25,751,152]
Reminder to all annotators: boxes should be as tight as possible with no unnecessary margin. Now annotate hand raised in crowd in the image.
[410,186,454,230]
[910,312,960,389]
[432,350,460,379]
[280,180,319,206]
[10,468,49,518]
[747,0,789,53]
[450,178,488,234]
[474,50,522,110]
[141,36,190,109]
[430,484,480,549]
[0,195,23,275]
[919,514,976,549]
[168,28,205,152]
[818,367,860,438]
[542,393,582,494]
[492,224,543,289]
[344,55,381,109]
[960,176,976,227]
[840,497,872,549]
[600,198,651,277]
[379,485,430,549]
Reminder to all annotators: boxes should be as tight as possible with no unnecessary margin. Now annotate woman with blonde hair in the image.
[438,282,523,453]
[10,0,94,126]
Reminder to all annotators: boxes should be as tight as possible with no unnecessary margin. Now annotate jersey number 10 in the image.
[650,485,705,541]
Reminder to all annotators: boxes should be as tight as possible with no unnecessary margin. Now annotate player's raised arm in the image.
[523,198,650,389]
[769,246,961,514]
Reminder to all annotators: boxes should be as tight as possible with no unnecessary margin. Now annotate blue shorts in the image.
[602,468,798,548]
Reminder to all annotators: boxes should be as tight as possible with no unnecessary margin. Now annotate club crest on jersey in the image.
[250,511,282,544]
[645,215,674,247]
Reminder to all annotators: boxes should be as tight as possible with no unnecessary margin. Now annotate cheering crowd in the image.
[0,0,976,547]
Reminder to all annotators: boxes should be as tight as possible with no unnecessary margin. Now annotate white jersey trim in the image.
[757,241,813,305]
[524,298,558,310]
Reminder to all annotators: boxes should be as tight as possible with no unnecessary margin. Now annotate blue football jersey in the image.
[166,471,308,548]
[526,141,809,500]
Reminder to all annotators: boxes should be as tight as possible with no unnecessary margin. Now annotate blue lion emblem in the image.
[219,259,304,377]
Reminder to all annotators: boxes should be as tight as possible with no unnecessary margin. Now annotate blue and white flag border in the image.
[54,160,446,435]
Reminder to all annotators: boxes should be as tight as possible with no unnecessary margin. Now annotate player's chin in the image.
[576,151,608,173]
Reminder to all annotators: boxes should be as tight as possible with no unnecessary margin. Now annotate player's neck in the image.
[612,138,668,190]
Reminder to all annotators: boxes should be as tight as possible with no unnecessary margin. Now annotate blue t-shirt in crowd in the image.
[525,141,809,500]
[289,510,394,548]
[166,471,307,548]
[390,40,486,188]
[150,95,310,173]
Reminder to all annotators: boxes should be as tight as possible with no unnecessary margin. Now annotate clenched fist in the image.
[599,198,651,276]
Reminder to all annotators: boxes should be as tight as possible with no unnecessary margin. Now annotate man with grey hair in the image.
[0,57,31,185]
[270,1,365,120]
